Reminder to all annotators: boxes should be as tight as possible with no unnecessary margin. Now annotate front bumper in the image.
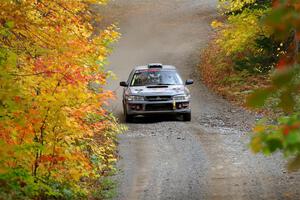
[125,100,191,115]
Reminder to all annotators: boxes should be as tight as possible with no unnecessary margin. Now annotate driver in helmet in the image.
[148,71,161,85]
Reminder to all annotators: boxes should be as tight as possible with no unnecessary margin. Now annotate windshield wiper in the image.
[157,83,173,85]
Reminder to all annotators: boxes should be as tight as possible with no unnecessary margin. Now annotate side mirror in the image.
[120,81,128,87]
[185,79,194,85]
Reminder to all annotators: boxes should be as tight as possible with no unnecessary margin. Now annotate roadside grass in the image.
[92,177,117,200]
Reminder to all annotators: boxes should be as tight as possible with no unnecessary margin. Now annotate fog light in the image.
[130,105,136,109]
[182,103,189,108]
[130,104,143,110]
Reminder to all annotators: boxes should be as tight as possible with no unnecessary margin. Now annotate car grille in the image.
[145,96,172,101]
[145,103,173,111]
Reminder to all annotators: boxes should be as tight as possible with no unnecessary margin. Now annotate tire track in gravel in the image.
[126,138,152,200]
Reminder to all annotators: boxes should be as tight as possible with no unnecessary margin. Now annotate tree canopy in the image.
[0,0,123,199]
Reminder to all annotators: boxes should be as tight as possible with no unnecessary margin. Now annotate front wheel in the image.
[182,113,191,121]
[125,113,133,123]
[123,104,133,123]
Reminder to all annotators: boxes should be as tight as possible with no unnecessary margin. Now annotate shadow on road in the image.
[123,115,185,124]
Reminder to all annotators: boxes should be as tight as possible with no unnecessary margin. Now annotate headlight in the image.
[173,94,190,101]
[126,95,144,101]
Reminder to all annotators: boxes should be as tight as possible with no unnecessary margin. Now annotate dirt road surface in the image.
[93,1,300,199]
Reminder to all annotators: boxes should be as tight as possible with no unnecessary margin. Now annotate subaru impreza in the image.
[120,63,193,122]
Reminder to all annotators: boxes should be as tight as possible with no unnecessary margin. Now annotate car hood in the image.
[127,85,188,96]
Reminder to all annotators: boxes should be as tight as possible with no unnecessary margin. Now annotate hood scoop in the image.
[146,85,169,88]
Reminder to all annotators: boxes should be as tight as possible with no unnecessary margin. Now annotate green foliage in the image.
[211,0,300,171]
[248,65,300,171]
[92,178,117,200]
[233,36,281,73]
[248,66,300,112]
[213,1,279,74]
[251,113,300,171]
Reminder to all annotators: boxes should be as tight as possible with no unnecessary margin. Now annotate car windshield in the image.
[130,69,183,86]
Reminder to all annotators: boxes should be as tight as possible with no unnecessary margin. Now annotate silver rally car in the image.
[120,63,193,122]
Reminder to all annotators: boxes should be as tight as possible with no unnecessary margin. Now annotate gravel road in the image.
[94,0,300,199]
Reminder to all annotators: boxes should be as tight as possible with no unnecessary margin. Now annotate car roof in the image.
[134,63,176,71]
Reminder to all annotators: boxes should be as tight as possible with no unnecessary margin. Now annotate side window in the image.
[127,70,135,85]
[131,72,145,86]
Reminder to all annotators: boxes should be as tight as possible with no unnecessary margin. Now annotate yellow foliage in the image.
[0,0,123,198]
[253,125,265,133]
[219,0,257,12]
[251,136,262,153]
[211,20,223,29]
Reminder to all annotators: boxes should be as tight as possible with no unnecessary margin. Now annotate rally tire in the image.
[183,113,191,121]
